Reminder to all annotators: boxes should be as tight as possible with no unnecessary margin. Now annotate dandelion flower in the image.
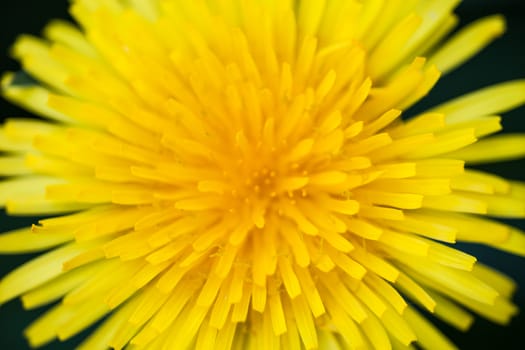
[1,1,524,349]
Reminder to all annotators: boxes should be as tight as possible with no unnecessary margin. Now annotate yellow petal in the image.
[1,73,73,123]
[447,134,525,164]
[428,15,505,74]
[0,226,73,254]
[403,306,458,350]
[0,242,95,304]
[430,80,525,124]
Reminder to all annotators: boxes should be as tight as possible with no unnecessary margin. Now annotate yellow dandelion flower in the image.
[1,1,524,349]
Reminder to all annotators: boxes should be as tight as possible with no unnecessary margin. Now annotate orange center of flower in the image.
[163,37,365,234]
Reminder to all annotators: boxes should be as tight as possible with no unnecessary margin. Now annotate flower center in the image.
[220,137,313,228]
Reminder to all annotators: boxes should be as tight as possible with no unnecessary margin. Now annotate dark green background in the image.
[0,1,524,349]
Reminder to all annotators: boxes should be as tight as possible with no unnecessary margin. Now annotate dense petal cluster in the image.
[0,1,524,349]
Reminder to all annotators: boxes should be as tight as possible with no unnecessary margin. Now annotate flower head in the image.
[1,1,524,349]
